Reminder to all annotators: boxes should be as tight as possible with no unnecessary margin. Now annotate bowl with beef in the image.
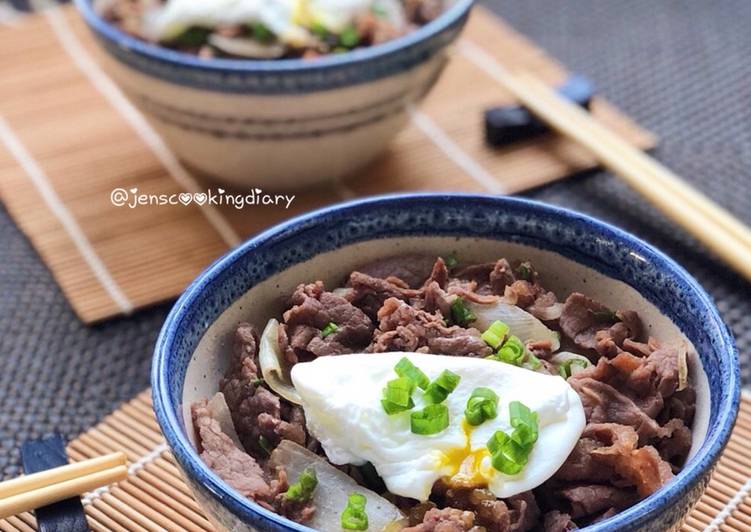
[152,193,739,531]
[73,0,473,190]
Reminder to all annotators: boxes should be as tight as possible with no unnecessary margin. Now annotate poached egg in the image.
[291,352,586,501]
[144,0,404,45]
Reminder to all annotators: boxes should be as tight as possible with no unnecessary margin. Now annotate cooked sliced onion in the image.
[469,301,561,351]
[208,34,286,59]
[259,318,302,405]
[207,392,243,449]
[550,351,592,376]
[269,441,406,532]
[528,301,564,321]
[677,343,689,391]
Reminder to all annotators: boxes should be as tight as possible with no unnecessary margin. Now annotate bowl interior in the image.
[182,236,710,462]
[154,194,738,532]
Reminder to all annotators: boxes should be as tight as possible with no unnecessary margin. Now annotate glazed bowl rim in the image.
[73,0,474,74]
[152,192,740,532]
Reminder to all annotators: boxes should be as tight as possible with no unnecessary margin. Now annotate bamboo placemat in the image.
[0,390,749,531]
[0,4,655,323]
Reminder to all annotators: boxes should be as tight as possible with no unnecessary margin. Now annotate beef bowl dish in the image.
[74,0,473,189]
[152,194,739,532]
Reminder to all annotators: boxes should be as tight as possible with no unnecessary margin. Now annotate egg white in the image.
[291,352,586,501]
[144,0,397,44]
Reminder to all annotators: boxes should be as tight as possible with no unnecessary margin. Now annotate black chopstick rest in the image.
[484,74,595,147]
[21,434,89,532]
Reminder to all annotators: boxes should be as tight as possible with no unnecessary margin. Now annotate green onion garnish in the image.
[424,369,461,404]
[444,253,459,269]
[487,401,539,475]
[591,309,618,323]
[321,322,338,338]
[558,358,590,379]
[516,262,533,281]
[250,22,274,43]
[509,401,539,447]
[394,357,430,390]
[381,377,415,415]
[524,352,542,370]
[481,320,510,349]
[341,493,369,530]
[495,335,525,365]
[258,435,273,456]
[450,297,476,327]
[339,25,360,48]
[410,403,450,435]
[464,387,499,426]
[284,468,317,502]
[170,27,212,47]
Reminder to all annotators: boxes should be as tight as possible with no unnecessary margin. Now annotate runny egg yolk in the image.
[438,420,492,488]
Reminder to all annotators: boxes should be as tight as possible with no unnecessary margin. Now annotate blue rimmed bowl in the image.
[73,0,474,190]
[152,193,739,531]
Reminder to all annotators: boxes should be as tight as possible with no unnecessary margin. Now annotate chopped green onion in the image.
[311,21,329,38]
[558,358,590,379]
[591,309,618,323]
[251,377,265,387]
[169,27,211,47]
[371,3,388,16]
[284,468,317,502]
[341,493,369,530]
[321,322,338,338]
[258,435,273,456]
[411,403,450,435]
[516,262,533,281]
[496,335,525,365]
[395,357,430,390]
[525,352,542,370]
[464,387,499,426]
[424,369,461,404]
[450,297,476,327]
[487,401,539,475]
[339,25,360,48]
[481,320,510,349]
[509,401,539,447]
[381,377,415,415]
[250,22,274,43]
[444,253,459,269]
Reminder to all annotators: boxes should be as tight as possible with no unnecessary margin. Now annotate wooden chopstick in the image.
[0,453,128,519]
[515,72,751,250]
[460,41,751,280]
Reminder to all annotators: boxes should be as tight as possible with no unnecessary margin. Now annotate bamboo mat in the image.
[0,4,655,323]
[0,390,748,532]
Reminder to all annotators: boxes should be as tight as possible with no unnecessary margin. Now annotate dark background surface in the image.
[1,0,750,478]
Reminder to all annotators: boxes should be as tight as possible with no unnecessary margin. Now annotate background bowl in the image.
[74,0,474,190]
[153,193,739,531]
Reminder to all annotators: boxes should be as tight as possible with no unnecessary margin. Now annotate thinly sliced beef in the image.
[455,259,516,295]
[506,491,540,531]
[369,298,492,357]
[191,400,281,501]
[542,510,577,532]
[220,324,307,455]
[356,254,439,288]
[569,378,665,442]
[403,507,478,532]
[347,271,421,317]
[281,282,374,360]
[583,423,673,497]
[559,293,641,356]
[558,484,635,518]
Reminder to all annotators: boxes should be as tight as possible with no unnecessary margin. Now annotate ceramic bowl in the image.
[73,0,473,190]
[152,193,740,532]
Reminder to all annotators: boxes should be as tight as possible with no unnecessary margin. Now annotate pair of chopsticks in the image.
[0,452,127,519]
[459,41,751,282]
